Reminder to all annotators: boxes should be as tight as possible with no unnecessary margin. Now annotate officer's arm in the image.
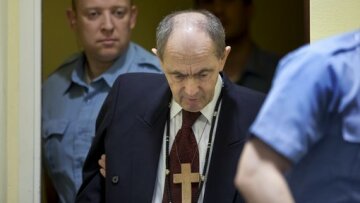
[235,138,294,203]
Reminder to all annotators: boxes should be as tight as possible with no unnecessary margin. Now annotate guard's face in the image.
[68,0,137,64]
[158,31,229,112]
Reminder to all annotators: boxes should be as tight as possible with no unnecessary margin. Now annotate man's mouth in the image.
[98,38,118,46]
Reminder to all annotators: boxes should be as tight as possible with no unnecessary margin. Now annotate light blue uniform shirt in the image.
[42,42,162,203]
[250,29,360,202]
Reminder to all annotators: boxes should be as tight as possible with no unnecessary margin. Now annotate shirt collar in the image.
[100,42,134,87]
[170,74,223,123]
[69,53,87,88]
[68,43,135,91]
[61,53,87,94]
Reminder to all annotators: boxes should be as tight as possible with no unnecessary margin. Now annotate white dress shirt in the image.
[152,75,223,203]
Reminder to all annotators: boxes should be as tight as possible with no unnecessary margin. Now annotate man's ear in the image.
[152,48,166,72]
[66,8,77,30]
[129,5,138,29]
[224,46,231,58]
[151,48,158,56]
[219,46,231,72]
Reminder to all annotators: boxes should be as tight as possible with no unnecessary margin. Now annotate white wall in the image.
[0,0,7,201]
[310,0,360,41]
[19,0,42,201]
[1,0,41,202]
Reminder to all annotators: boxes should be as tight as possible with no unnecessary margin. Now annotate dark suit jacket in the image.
[76,73,264,203]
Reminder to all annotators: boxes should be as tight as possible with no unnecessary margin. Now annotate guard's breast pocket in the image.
[42,119,69,171]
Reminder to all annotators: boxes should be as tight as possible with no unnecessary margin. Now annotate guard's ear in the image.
[66,8,77,30]
[129,5,138,29]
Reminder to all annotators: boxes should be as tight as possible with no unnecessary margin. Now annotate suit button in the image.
[112,176,119,184]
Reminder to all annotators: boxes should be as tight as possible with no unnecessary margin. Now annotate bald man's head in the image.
[155,10,226,60]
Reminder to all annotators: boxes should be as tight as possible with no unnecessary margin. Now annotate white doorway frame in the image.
[18,0,42,202]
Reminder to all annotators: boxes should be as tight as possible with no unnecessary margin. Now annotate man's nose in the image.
[184,78,199,96]
[101,12,114,32]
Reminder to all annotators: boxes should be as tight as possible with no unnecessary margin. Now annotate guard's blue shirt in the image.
[42,42,162,203]
[250,29,360,203]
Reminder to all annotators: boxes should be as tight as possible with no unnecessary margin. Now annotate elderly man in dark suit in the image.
[76,9,264,203]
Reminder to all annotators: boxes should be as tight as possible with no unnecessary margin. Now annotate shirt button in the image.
[112,176,119,184]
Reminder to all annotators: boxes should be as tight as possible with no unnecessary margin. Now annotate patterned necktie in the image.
[163,110,201,203]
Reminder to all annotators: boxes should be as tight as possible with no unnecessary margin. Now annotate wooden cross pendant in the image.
[173,163,200,203]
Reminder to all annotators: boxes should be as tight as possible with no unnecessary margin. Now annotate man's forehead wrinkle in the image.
[165,49,213,67]
[165,51,194,66]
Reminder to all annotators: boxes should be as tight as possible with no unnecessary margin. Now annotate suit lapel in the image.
[203,75,247,202]
[130,80,172,202]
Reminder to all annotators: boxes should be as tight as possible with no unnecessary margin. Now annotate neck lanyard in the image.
[165,88,223,203]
